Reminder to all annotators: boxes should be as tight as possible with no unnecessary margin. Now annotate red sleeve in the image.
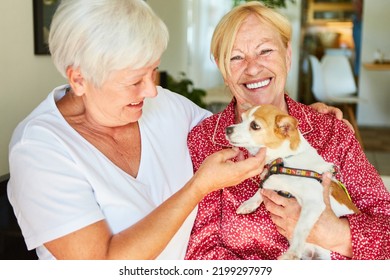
[340,140,390,259]
[315,123,390,260]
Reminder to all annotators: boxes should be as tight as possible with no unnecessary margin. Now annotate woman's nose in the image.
[245,57,263,75]
[141,78,158,98]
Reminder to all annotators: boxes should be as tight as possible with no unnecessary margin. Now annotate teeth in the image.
[130,102,141,105]
[246,79,270,89]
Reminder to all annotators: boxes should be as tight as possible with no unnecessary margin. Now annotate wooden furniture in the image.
[363,63,390,71]
[307,0,355,24]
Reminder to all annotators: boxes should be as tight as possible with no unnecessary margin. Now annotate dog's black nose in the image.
[225,126,234,135]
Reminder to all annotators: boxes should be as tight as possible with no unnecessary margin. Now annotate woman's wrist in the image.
[329,217,353,257]
[315,216,353,258]
[183,175,210,202]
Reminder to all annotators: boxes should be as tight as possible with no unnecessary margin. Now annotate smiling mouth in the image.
[245,78,271,89]
[129,101,142,106]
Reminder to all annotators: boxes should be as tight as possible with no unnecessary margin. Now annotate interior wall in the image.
[357,0,390,127]
[147,0,189,77]
[0,1,66,176]
[278,0,302,101]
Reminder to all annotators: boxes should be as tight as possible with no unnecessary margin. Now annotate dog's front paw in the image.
[236,200,260,214]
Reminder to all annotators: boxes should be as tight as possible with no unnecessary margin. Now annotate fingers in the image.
[253,147,267,159]
[233,150,265,179]
[261,189,300,217]
[326,106,342,119]
[195,148,265,194]
[309,102,322,111]
[262,195,285,219]
[234,147,246,161]
[321,172,332,206]
[342,119,355,133]
[321,172,332,187]
[318,104,343,120]
[328,106,343,120]
[310,102,344,121]
[261,189,288,208]
[311,103,354,133]
[309,102,329,114]
[216,146,240,161]
[261,189,300,240]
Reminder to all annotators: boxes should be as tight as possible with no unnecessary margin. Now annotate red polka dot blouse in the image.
[185,95,390,260]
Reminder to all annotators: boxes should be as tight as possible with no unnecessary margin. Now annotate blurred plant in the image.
[165,72,207,108]
[232,0,296,9]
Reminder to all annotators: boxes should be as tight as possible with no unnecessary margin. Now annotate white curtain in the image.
[186,0,233,90]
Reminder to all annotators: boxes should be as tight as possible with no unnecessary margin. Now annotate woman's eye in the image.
[260,49,273,56]
[230,55,242,61]
[250,121,261,130]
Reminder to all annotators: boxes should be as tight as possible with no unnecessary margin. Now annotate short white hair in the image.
[49,0,169,87]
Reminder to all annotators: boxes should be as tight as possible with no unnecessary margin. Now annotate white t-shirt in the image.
[7,84,211,260]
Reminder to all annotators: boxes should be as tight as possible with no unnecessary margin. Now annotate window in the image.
[186,0,232,89]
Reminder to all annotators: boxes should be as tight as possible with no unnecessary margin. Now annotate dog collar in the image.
[265,158,327,182]
[259,158,337,198]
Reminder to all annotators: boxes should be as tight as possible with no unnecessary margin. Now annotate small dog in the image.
[225,104,360,260]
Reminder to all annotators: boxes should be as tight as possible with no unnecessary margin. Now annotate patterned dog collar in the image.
[259,158,338,199]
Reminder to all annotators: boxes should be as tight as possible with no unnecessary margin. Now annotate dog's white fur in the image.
[225,104,360,260]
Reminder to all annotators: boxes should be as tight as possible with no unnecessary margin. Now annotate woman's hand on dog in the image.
[261,188,301,241]
[261,172,353,258]
[191,147,266,197]
[309,173,353,257]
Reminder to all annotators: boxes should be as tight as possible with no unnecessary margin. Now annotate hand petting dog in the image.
[261,172,353,258]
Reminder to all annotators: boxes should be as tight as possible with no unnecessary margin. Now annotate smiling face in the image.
[68,60,160,127]
[226,15,292,116]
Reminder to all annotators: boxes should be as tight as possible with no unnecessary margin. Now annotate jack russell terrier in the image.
[225,104,360,260]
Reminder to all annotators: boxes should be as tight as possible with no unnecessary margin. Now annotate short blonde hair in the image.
[211,2,291,80]
[49,0,169,88]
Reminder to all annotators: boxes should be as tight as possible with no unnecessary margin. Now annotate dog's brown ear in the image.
[275,115,300,150]
[275,115,298,136]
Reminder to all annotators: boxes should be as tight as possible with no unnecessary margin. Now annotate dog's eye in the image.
[250,121,261,130]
